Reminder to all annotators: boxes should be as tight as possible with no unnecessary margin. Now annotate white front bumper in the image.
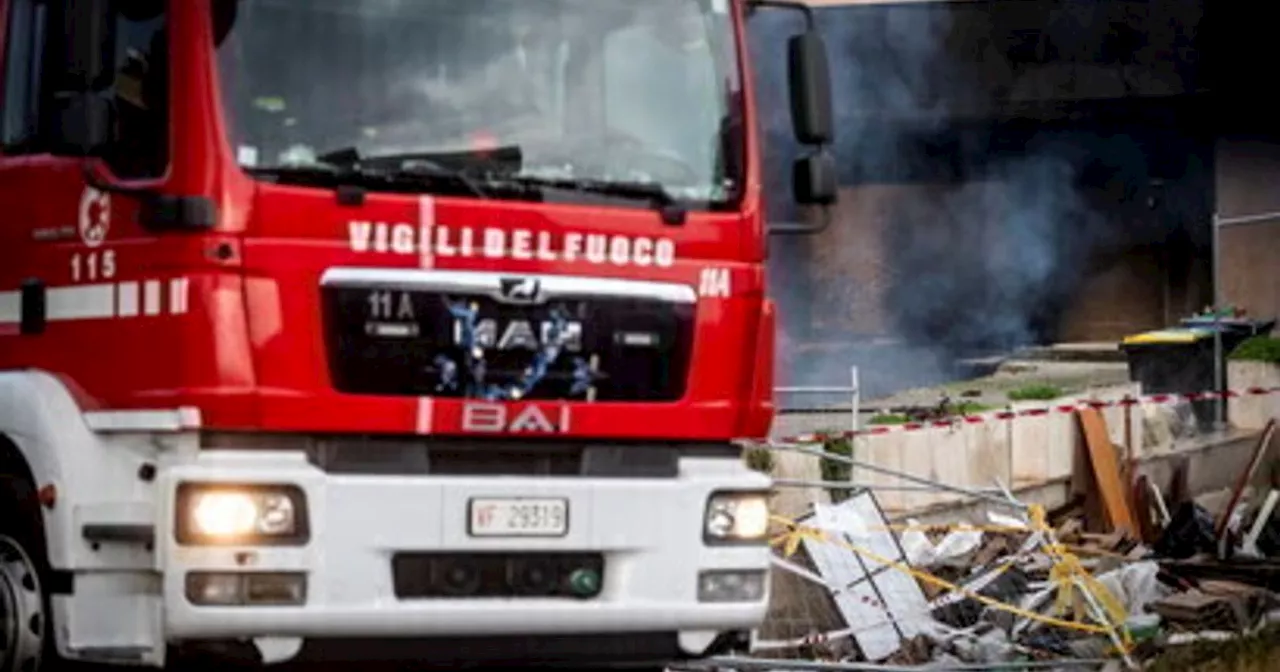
[158,450,770,650]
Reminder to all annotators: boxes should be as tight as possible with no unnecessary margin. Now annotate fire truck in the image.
[0,0,835,668]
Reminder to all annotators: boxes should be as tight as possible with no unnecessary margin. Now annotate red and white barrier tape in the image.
[769,386,1280,445]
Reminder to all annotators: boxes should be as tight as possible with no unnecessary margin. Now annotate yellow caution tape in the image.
[1028,506,1133,650]
[769,515,1114,637]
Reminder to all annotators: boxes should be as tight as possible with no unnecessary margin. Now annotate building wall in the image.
[1056,249,1167,342]
[771,0,1216,348]
[1216,140,1280,323]
[803,178,1206,345]
[801,185,900,338]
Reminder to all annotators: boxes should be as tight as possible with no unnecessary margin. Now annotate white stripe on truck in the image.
[0,277,190,326]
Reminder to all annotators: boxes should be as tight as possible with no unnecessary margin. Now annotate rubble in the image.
[735,415,1280,671]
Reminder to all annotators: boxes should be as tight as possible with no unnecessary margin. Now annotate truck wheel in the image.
[0,474,64,672]
[0,533,45,672]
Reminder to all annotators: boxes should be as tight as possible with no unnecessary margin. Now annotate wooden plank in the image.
[1078,408,1137,535]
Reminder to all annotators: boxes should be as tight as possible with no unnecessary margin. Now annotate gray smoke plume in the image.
[744,3,1189,399]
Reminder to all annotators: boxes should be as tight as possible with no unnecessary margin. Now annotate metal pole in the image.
[681,656,1110,671]
[769,443,1023,509]
[771,477,1004,493]
[850,365,860,435]
[1212,212,1225,429]
[1217,210,1280,228]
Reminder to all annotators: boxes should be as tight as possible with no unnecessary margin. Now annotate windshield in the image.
[213,0,745,210]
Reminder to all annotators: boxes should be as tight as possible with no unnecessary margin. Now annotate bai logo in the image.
[461,402,570,434]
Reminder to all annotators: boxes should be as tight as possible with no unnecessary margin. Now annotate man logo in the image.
[497,277,542,305]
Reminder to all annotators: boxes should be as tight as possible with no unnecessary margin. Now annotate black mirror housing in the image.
[51,93,114,157]
[787,30,834,146]
[55,0,117,92]
[793,151,837,206]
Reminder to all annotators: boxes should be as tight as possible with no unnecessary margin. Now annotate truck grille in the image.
[320,269,695,402]
[392,552,605,599]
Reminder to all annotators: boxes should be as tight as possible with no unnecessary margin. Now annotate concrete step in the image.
[1010,342,1128,364]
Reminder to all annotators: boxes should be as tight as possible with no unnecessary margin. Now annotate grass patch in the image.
[868,402,993,426]
[744,446,775,474]
[954,401,995,415]
[1008,384,1065,401]
[1148,624,1280,672]
[819,434,854,503]
[1229,336,1280,364]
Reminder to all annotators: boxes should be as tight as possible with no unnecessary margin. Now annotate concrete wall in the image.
[1228,361,1280,431]
[853,385,1146,514]
[1216,140,1280,322]
[768,384,1142,516]
[768,373,1280,520]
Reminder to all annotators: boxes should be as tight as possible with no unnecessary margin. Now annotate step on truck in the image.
[0,0,837,668]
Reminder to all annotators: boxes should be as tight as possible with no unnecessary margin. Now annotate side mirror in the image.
[793,150,837,206]
[748,0,840,235]
[787,30,833,146]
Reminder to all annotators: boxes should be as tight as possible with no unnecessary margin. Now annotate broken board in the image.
[1077,408,1137,535]
[800,491,930,661]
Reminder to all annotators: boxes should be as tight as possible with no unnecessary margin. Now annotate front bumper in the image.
[158,450,770,659]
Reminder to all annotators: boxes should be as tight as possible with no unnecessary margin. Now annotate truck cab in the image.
[0,0,835,668]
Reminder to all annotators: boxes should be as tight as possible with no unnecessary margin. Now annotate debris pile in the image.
[730,417,1280,670]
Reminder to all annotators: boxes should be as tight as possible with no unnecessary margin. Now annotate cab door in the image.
[0,0,171,387]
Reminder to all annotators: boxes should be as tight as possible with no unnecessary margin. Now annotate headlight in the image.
[703,492,770,544]
[176,484,309,546]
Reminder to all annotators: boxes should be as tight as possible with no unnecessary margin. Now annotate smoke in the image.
[746,3,1186,397]
[884,155,1104,353]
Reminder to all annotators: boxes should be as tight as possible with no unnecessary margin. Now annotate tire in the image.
[0,474,68,672]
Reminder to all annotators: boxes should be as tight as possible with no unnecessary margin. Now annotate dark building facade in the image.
[752,0,1276,371]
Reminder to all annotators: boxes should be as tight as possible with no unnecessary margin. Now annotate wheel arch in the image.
[0,431,39,496]
[0,370,104,571]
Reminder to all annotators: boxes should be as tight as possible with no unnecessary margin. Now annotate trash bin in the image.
[1178,312,1276,346]
[1120,327,1221,431]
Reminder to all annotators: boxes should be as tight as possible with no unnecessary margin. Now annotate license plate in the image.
[468,498,569,537]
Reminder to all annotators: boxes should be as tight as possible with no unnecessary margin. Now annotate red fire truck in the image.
[0,0,835,668]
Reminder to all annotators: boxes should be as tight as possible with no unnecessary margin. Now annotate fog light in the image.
[507,559,558,596]
[436,561,481,597]
[186,572,307,606]
[187,573,242,606]
[698,570,766,603]
[245,573,308,604]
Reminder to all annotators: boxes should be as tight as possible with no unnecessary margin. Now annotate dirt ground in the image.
[1148,626,1280,672]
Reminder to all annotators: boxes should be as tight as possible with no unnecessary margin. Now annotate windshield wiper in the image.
[243,162,345,184]
[317,147,490,199]
[492,175,687,225]
[245,148,492,199]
